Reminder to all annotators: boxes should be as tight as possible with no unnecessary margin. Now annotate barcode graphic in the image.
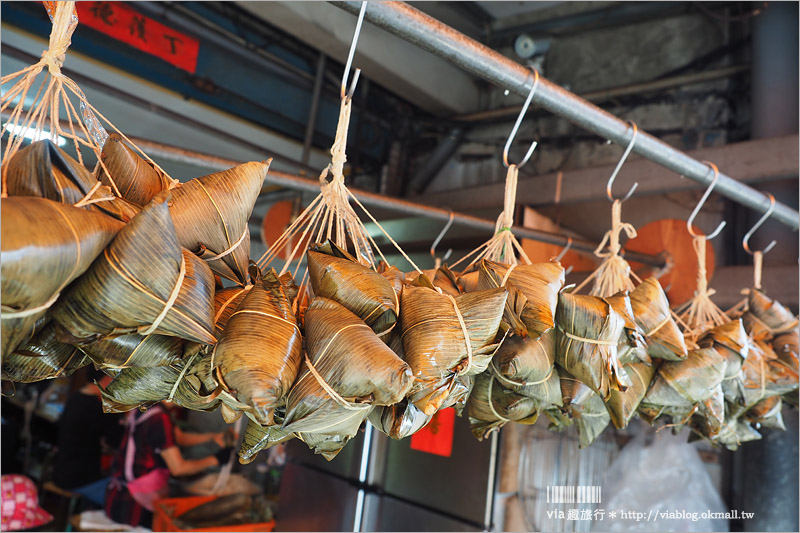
[546,485,602,503]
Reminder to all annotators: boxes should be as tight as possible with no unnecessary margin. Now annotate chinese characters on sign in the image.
[76,1,199,73]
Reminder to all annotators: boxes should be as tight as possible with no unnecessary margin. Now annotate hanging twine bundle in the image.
[676,234,729,342]
[575,199,638,297]
[256,90,420,292]
[452,164,533,270]
[1,1,176,199]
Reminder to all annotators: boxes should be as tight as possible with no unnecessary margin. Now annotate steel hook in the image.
[742,193,777,255]
[686,161,727,240]
[503,67,540,170]
[430,209,455,264]
[555,236,572,262]
[606,121,639,202]
[341,1,367,101]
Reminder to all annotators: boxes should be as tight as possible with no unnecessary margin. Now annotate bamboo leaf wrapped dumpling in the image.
[547,371,611,449]
[555,292,630,400]
[99,354,220,413]
[80,334,190,369]
[213,269,303,426]
[605,291,650,365]
[2,323,89,383]
[52,193,216,345]
[3,139,140,222]
[168,161,270,285]
[1,197,124,356]
[98,133,172,206]
[604,361,658,429]
[369,374,472,440]
[308,241,398,335]
[478,259,564,337]
[401,275,507,415]
[747,289,799,334]
[467,371,540,441]
[283,298,413,434]
[639,347,727,422]
[629,278,687,361]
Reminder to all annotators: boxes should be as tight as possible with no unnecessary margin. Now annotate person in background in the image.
[52,369,124,507]
[104,402,234,528]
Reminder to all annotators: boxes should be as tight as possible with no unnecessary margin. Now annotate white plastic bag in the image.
[594,424,728,532]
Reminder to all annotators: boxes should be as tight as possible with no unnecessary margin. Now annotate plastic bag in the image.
[594,424,728,532]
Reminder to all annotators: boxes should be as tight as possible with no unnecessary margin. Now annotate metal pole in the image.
[100,135,666,266]
[453,64,751,123]
[330,1,799,230]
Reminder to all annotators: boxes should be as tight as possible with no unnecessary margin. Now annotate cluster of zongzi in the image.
[4,138,796,462]
[1,137,269,410]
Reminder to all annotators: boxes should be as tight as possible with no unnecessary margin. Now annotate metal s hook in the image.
[686,161,727,240]
[341,1,367,101]
[742,193,777,255]
[606,121,639,202]
[503,67,540,170]
[555,236,572,262]
[431,209,455,264]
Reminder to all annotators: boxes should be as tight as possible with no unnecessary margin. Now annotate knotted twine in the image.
[453,164,532,270]
[256,87,421,305]
[1,1,177,199]
[575,199,638,297]
[677,234,729,342]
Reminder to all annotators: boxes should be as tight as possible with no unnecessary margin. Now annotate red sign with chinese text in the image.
[76,2,199,73]
[410,407,455,457]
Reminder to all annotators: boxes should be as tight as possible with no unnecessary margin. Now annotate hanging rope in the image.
[574,199,638,297]
[1,1,176,198]
[452,164,533,270]
[676,234,729,341]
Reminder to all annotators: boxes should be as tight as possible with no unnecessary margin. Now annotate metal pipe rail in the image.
[331,1,799,230]
[0,115,664,266]
[129,138,666,267]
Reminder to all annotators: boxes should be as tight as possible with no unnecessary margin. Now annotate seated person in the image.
[105,402,233,528]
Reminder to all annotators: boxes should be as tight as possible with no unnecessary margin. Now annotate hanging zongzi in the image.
[555,291,630,400]
[52,193,216,345]
[168,161,270,285]
[1,196,124,356]
[308,241,398,335]
[213,269,303,426]
[401,275,507,415]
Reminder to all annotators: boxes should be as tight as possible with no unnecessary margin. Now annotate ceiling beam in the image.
[413,134,799,210]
